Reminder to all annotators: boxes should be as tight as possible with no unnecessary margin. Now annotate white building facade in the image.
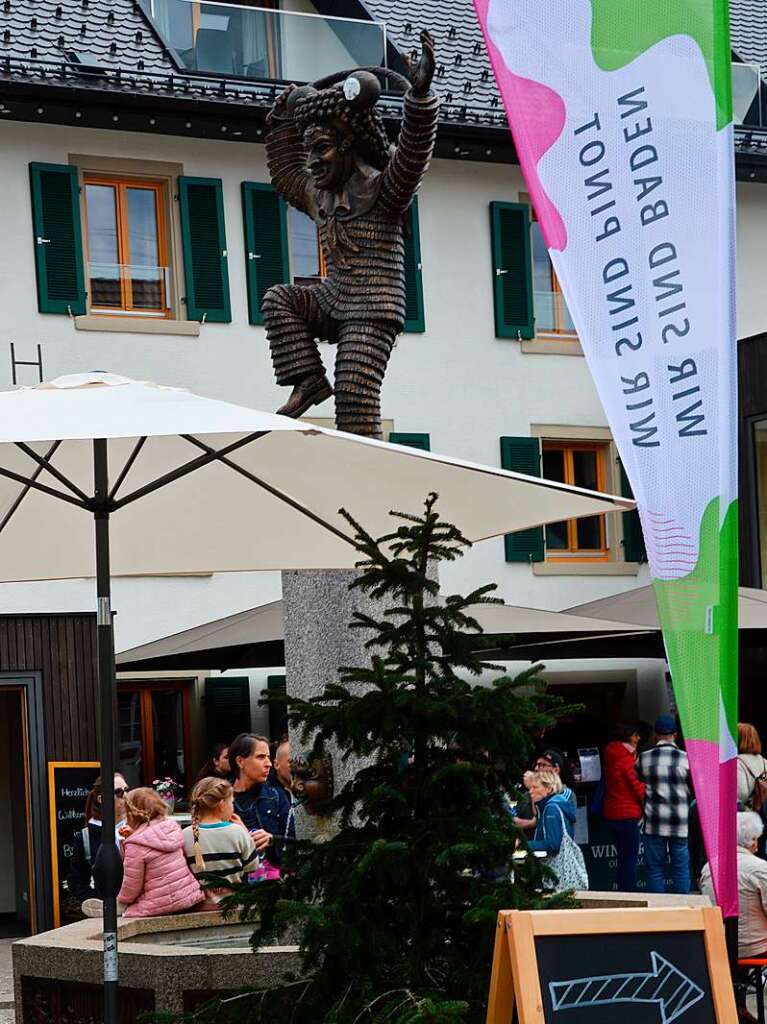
[0,0,763,787]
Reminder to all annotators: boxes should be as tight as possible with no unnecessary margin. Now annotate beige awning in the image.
[568,586,767,629]
[116,598,649,670]
[116,600,284,669]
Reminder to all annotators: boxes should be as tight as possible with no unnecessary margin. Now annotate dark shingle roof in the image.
[0,0,283,111]
[367,0,767,107]
[0,0,765,161]
[0,0,171,72]
[730,0,767,68]
[0,0,507,129]
[360,0,498,110]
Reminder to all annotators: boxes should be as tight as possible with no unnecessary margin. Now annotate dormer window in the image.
[139,0,386,83]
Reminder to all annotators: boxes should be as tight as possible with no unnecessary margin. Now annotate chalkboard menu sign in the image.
[487,907,736,1024]
[48,761,100,927]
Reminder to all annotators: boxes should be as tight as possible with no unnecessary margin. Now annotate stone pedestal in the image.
[282,569,383,835]
[12,912,301,1020]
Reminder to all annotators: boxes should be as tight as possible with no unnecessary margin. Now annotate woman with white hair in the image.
[526,769,588,891]
[701,811,767,1023]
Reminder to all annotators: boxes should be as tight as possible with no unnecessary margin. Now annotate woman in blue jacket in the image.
[526,769,577,857]
[229,733,294,868]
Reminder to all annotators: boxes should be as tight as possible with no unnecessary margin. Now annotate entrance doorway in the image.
[544,680,630,754]
[0,689,34,937]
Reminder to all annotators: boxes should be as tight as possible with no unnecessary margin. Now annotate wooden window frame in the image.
[117,679,193,792]
[549,269,573,336]
[529,213,576,339]
[542,440,609,561]
[83,175,172,319]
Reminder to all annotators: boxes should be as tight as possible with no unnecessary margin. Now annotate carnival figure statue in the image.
[263,31,439,438]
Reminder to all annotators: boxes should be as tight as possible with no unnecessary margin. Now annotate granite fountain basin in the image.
[12,910,301,1021]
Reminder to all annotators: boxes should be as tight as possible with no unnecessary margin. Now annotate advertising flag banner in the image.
[473,1,738,914]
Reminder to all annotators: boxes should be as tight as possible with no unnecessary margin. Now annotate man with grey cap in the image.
[638,714,692,893]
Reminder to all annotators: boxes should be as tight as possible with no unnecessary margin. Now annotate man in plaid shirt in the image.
[638,715,692,894]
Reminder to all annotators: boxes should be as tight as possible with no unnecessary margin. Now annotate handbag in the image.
[543,806,589,893]
[249,856,281,883]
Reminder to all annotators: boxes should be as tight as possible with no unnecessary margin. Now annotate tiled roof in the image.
[0,0,171,73]
[0,0,284,115]
[0,0,507,128]
[0,0,765,147]
[367,0,767,108]
[730,0,767,68]
[359,0,498,111]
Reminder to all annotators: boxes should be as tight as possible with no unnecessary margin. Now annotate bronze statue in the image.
[291,745,334,814]
[263,32,439,438]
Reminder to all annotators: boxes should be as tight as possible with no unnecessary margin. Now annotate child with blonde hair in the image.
[117,787,204,918]
[183,777,257,904]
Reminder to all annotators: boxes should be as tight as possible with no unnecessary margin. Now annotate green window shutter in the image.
[619,461,647,564]
[490,201,534,340]
[403,197,425,333]
[29,163,86,315]
[241,182,290,326]
[265,674,288,742]
[204,676,251,748]
[500,436,544,562]
[178,176,231,323]
[389,432,430,451]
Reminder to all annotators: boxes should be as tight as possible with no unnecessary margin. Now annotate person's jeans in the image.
[643,833,691,894]
[608,818,641,892]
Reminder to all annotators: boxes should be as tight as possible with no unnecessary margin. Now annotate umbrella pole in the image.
[91,438,122,1024]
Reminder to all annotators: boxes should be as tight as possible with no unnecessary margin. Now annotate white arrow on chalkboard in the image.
[549,951,704,1024]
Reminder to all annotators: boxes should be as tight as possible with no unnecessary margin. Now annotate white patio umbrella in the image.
[0,371,633,1019]
[567,585,767,629]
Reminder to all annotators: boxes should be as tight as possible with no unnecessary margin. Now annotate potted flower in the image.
[153,777,182,813]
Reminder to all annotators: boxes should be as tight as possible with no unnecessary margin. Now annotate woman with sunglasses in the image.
[68,773,130,913]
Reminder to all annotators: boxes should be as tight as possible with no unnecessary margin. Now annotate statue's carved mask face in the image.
[304,124,353,190]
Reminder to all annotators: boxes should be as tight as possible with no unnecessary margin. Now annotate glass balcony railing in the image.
[88,263,173,315]
[733,61,765,128]
[139,0,387,83]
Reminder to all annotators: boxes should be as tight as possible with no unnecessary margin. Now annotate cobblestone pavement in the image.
[0,940,13,1018]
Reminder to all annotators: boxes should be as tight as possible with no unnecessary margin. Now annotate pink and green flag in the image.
[474,0,739,915]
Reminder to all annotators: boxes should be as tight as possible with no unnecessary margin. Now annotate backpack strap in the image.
[740,758,766,788]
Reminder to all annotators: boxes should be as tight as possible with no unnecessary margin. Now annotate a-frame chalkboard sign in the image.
[487,907,737,1024]
[48,761,100,927]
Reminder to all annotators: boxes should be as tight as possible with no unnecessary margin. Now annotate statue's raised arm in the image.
[260,35,440,439]
[265,85,314,214]
[379,31,439,217]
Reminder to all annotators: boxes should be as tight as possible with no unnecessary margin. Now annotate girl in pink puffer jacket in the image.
[118,787,204,918]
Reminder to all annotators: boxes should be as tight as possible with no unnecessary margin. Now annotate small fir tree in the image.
[180,495,571,1024]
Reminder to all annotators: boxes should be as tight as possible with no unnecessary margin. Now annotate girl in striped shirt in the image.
[183,778,257,904]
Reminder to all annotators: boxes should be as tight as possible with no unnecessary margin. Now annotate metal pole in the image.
[725,914,738,980]
[90,438,122,1024]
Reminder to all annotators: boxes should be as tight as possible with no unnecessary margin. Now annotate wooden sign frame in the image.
[48,760,100,928]
[487,906,737,1024]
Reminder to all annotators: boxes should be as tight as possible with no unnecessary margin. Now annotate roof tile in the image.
[0,0,764,139]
